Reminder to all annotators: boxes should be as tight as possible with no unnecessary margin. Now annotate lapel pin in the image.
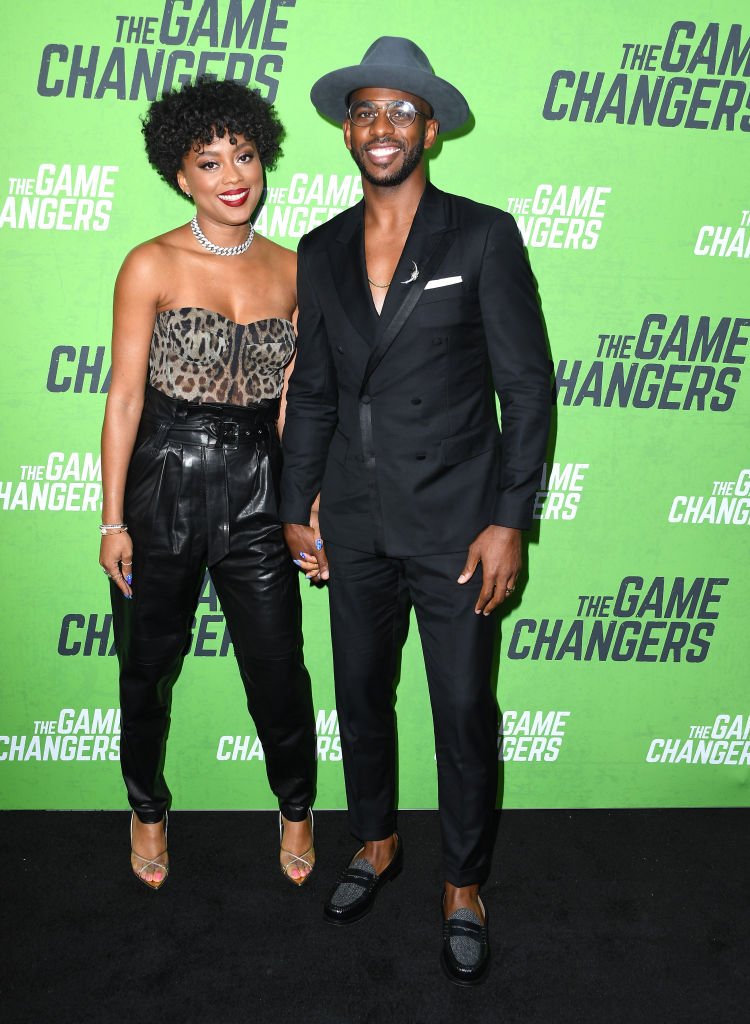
[400,260,419,285]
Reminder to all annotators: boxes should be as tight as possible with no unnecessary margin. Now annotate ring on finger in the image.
[102,568,112,578]
[505,586,515,595]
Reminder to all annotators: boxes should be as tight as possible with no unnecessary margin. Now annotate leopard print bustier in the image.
[148,307,295,406]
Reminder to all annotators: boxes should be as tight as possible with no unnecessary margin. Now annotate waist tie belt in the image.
[141,383,280,446]
[136,385,281,565]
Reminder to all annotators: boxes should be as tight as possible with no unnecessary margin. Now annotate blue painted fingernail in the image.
[293,559,303,567]
[125,575,133,584]
[125,594,133,600]
[315,538,323,550]
[299,552,307,560]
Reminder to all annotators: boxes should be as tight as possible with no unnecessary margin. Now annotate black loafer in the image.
[323,834,403,925]
[440,897,490,986]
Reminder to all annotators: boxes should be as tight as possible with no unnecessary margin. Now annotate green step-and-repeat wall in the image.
[1,1,747,811]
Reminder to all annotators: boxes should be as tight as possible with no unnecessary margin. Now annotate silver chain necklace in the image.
[191,216,254,257]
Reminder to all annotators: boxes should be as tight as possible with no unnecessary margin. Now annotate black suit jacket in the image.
[280,183,551,556]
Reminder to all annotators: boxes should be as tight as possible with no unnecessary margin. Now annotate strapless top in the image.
[148,307,296,407]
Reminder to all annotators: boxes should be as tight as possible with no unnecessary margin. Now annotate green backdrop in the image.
[1,1,747,811]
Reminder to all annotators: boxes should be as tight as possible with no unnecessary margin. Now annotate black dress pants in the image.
[111,387,316,824]
[326,542,500,887]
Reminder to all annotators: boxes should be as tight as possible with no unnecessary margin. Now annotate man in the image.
[280,36,550,986]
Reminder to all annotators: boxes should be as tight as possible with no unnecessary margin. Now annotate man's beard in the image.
[350,135,425,187]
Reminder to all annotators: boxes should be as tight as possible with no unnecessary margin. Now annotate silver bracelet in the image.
[99,523,128,535]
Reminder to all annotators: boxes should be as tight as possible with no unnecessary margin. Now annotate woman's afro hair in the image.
[141,77,284,199]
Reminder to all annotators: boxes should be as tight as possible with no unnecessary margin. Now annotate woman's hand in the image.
[99,531,134,598]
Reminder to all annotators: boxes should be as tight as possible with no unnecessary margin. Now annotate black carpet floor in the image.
[1,809,747,1023]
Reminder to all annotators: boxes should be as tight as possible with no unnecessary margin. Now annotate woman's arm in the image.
[277,346,296,441]
[98,246,162,596]
[276,245,299,442]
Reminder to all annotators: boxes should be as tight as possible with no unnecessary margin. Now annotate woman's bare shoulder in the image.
[253,233,297,278]
[117,226,191,288]
[255,232,296,260]
[123,226,190,267]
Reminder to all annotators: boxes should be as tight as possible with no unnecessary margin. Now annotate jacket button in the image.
[411,398,422,405]
[361,395,371,404]
[336,345,344,353]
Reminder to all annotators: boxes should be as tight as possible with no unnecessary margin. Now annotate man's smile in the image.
[363,142,404,164]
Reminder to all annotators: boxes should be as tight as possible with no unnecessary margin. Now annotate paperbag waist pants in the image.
[111,386,316,824]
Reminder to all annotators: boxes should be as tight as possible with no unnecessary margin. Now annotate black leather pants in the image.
[111,386,316,824]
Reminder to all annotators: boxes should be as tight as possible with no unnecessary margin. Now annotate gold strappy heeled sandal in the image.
[130,811,169,890]
[279,809,315,887]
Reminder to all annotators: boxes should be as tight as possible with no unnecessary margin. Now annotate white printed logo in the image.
[0,165,118,231]
[533,463,588,521]
[694,209,750,259]
[0,452,101,512]
[646,714,750,765]
[0,708,120,762]
[668,469,750,525]
[255,173,362,239]
[498,711,571,762]
[506,185,611,250]
[216,708,341,762]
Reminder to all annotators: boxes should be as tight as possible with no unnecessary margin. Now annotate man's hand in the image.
[283,522,329,581]
[457,525,522,615]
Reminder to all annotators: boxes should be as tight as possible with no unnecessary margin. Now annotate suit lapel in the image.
[327,203,378,349]
[360,185,456,395]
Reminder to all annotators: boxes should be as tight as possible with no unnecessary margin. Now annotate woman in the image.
[99,78,316,890]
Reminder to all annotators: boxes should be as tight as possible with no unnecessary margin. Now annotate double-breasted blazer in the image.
[280,182,551,556]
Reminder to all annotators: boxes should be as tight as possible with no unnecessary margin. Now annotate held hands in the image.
[457,525,522,615]
[284,506,329,582]
[99,532,134,598]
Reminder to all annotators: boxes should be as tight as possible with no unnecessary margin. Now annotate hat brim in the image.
[310,63,470,134]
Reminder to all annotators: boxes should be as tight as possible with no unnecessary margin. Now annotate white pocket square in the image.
[424,275,463,290]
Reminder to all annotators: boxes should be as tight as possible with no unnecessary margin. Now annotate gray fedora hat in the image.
[310,36,470,133]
